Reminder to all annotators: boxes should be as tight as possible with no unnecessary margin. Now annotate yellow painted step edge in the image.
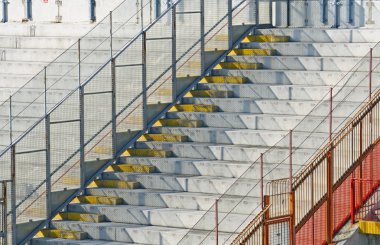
[184,90,232,98]
[242,35,290,43]
[36,229,87,240]
[229,48,276,56]
[215,62,263,70]
[106,164,156,173]
[72,196,123,205]
[154,119,203,128]
[359,220,380,235]
[89,179,140,189]
[54,212,105,223]
[138,134,188,142]
[122,148,173,157]
[169,104,218,112]
[200,76,247,84]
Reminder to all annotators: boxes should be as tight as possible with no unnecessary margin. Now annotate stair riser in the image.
[197,83,370,101]
[226,56,379,72]
[181,97,361,116]
[151,127,329,148]
[85,188,260,214]
[212,69,380,87]
[166,112,346,132]
[51,222,233,245]
[240,42,375,57]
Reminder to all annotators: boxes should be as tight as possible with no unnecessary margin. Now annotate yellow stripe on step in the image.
[122,148,173,157]
[106,164,156,173]
[359,220,380,235]
[242,35,290,43]
[138,134,188,142]
[72,196,123,205]
[215,62,263,70]
[184,90,233,98]
[154,119,203,128]
[229,48,276,56]
[55,212,105,223]
[89,179,141,189]
[200,76,248,84]
[169,104,218,112]
[36,229,87,240]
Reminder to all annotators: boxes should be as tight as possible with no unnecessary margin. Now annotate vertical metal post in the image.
[10,146,16,245]
[329,87,333,143]
[227,0,233,50]
[44,67,52,217]
[90,0,96,21]
[333,0,340,28]
[320,0,328,24]
[155,0,161,18]
[286,0,290,27]
[111,58,117,159]
[142,32,148,130]
[200,0,205,73]
[150,0,153,23]
[78,39,85,189]
[171,5,177,101]
[254,0,259,24]
[326,148,333,244]
[110,11,113,57]
[9,96,12,145]
[347,0,353,24]
[260,153,264,209]
[289,129,293,193]
[350,178,355,224]
[2,182,7,245]
[215,199,218,245]
[141,0,144,30]
[2,0,9,23]
[369,48,373,101]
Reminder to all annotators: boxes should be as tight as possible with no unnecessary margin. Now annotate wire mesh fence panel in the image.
[83,62,113,161]
[49,91,81,192]
[233,0,257,26]
[204,0,229,52]
[14,122,47,225]
[145,8,173,106]
[175,0,202,78]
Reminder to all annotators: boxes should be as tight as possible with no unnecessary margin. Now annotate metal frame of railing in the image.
[0,0,272,243]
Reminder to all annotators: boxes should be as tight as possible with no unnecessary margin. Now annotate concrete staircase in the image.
[30,28,380,244]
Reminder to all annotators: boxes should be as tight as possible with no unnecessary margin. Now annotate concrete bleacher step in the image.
[200,76,248,84]
[85,188,261,214]
[32,237,142,245]
[196,83,370,101]
[226,55,379,72]
[36,229,88,240]
[66,204,255,232]
[54,212,106,223]
[181,97,362,116]
[119,157,300,179]
[49,221,236,244]
[212,69,380,87]
[150,127,329,148]
[215,62,263,70]
[240,42,375,57]
[242,35,290,42]
[166,111,346,131]
[131,141,316,163]
[257,28,380,43]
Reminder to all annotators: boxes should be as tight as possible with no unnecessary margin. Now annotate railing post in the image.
[44,66,52,217]
[255,0,259,25]
[90,0,96,21]
[263,196,270,245]
[9,96,12,145]
[2,182,7,245]
[142,31,148,130]
[200,0,205,73]
[110,11,113,57]
[260,153,264,209]
[326,149,334,244]
[10,145,16,245]
[369,48,373,101]
[141,0,144,30]
[78,39,86,189]
[171,4,177,101]
[26,0,32,20]
[350,178,355,224]
[289,192,296,245]
[320,0,328,24]
[286,0,290,27]
[111,58,117,159]
[329,87,333,142]
[215,199,218,245]
[227,0,233,50]
[289,129,293,193]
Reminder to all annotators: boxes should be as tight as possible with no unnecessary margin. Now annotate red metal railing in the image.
[351,179,380,224]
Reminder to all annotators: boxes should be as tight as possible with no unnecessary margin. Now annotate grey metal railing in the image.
[0,0,268,243]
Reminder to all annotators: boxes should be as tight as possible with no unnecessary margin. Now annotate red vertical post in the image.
[215,199,218,245]
[261,153,264,209]
[329,87,333,143]
[326,150,333,244]
[369,48,373,101]
[289,129,293,193]
[351,178,356,224]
